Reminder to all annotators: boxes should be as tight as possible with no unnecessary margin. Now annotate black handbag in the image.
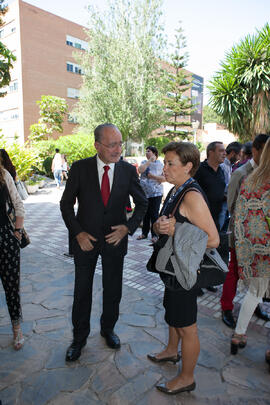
[146,186,228,292]
[147,244,227,292]
[20,228,30,248]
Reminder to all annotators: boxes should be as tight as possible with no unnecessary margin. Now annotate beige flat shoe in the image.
[13,325,25,351]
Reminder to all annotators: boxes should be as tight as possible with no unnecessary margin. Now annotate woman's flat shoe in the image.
[136,235,147,240]
[13,327,25,351]
[156,381,196,395]
[147,353,180,364]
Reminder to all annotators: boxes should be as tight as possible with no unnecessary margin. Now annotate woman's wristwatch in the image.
[14,228,23,234]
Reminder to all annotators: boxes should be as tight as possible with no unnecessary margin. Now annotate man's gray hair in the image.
[94,123,120,142]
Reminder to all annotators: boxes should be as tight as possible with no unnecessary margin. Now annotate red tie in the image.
[101,165,110,206]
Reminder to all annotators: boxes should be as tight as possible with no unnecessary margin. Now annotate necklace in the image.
[161,177,194,215]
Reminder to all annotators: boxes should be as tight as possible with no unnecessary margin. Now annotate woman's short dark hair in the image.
[146,145,158,158]
[162,142,200,177]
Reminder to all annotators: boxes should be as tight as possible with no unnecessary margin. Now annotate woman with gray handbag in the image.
[0,158,25,350]
[147,142,219,395]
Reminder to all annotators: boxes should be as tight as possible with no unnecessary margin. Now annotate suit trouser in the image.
[72,248,124,344]
[220,248,239,311]
[142,195,162,238]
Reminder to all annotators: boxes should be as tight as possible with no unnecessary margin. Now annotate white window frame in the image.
[66,35,88,51]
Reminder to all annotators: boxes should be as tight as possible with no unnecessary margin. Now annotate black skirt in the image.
[163,287,198,328]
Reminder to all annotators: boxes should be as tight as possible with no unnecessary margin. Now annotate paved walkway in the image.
[0,182,270,405]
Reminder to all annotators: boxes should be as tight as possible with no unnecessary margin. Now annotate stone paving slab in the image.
[0,182,270,405]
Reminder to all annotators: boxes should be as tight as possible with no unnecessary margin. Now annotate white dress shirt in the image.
[96,154,115,190]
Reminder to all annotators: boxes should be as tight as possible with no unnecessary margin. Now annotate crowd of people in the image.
[0,125,269,396]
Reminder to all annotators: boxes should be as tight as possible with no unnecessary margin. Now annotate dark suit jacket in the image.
[60,155,148,256]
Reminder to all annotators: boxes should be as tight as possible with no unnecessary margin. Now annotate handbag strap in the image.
[3,182,14,216]
[170,186,201,218]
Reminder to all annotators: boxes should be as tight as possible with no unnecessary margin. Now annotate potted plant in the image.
[35,175,45,188]
[25,179,39,194]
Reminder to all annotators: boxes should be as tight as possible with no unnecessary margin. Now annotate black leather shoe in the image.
[156,381,196,395]
[254,305,270,322]
[206,286,218,292]
[222,310,236,329]
[65,340,86,362]
[100,330,121,349]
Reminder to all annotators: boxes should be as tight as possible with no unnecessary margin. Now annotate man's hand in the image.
[105,225,129,246]
[154,215,176,236]
[76,232,97,251]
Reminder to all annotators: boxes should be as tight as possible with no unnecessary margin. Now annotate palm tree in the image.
[208,23,270,141]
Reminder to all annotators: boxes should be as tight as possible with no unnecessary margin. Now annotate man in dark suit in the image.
[60,123,148,361]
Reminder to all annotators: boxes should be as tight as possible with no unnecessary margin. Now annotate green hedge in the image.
[0,137,38,181]
[33,132,96,175]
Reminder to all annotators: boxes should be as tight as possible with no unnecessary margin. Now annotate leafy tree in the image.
[208,23,270,141]
[29,95,68,141]
[146,136,171,155]
[161,23,195,140]
[0,1,16,96]
[75,0,167,142]
[203,105,224,125]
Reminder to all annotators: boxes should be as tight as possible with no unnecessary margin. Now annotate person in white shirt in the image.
[51,148,63,188]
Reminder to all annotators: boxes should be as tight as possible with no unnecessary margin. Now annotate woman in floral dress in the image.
[231,138,270,368]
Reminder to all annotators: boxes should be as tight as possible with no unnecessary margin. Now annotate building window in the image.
[11,26,16,33]
[10,112,19,120]
[0,109,19,121]
[67,63,73,72]
[66,61,84,75]
[66,35,88,51]
[68,114,78,123]
[0,29,4,38]
[67,87,80,99]
[9,80,18,93]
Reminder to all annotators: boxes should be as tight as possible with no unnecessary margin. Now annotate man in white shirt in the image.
[51,148,63,188]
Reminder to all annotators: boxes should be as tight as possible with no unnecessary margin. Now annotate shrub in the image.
[147,136,171,155]
[33,132,96,172]
[43,156,53,177]
[0,136,38,180]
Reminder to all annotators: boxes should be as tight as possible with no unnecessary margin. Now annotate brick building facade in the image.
[0,0,87,143]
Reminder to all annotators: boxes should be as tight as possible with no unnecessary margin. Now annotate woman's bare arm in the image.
[180,191,219,248]
[138,160,150,174]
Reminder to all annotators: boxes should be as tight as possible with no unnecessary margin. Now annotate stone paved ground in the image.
[0,181,270,405]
